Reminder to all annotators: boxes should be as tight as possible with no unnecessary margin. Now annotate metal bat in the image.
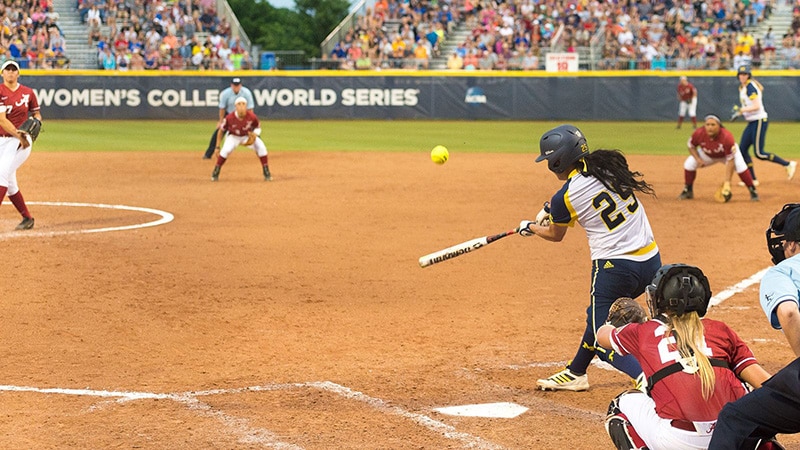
[418,228,519,268]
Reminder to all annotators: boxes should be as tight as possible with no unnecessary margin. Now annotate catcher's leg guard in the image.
[606,393,649,450]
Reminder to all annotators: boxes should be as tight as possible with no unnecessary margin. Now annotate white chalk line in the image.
[0,201,174,239]
[0,381,504,450]
[708,268,769,307]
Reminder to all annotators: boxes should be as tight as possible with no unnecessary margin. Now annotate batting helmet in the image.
[536,124,589,174]
[737,65,752,77]
[645,264,711,318]
[766,203,800,264]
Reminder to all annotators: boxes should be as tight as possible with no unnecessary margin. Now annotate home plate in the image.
[434,402,529,418]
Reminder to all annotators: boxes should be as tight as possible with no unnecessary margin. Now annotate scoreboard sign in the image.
[545,53,579,73]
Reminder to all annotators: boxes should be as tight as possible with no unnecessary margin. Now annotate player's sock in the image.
[738,169,755,187]
[0,186,7,207]
[216,156,228,166]
[691,117,697,128]
[8,191,31,218]
[259,155,269,166]
[677,117,683,128]
[684,170,697,186]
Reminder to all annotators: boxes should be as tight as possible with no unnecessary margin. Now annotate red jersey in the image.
[610,318,757,422]
[222,110,259,137]
[677,82,696,101]
[689,127,737,160]
[0,83,40,135]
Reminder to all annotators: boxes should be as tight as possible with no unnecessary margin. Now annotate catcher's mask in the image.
[536,124,589,174]
[766,203,800,265]
[645,264,711,318]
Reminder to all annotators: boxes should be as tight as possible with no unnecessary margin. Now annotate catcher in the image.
[0,59,41,231]
[677,114,759,203]
[210,96,272,182]
[597,264,774,450]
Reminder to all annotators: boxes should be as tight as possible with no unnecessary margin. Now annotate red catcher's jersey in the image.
[222,110,259,137]
[609,318,757,422]
[689,127,737,160]
[677,82,696,101]
[0,83,40,134]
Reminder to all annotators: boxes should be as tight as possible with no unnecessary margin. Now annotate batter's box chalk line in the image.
[0,381,506,450]
[0,201,174,239]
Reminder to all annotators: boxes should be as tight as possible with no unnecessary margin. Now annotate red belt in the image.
[671,420,695,432]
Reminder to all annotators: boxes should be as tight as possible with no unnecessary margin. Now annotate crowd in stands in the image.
[4,0,800,70]
[325,0,800,71]
[0,0,71,69]
[83,0,254,70]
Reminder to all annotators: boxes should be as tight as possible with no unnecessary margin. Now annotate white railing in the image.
[320,0,371,57]
[217,0,252,52]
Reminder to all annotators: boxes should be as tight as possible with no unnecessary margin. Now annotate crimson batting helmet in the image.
[536,124,589,174]
[766,203,800,265]
[645,264,711,318]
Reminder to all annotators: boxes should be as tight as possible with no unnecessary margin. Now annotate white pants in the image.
[220,133,267,159]
[619,391,714,450]
[679,97,697,118]
[0,136,32,195]
[683,147,748,174]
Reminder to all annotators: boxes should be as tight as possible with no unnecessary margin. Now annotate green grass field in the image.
[35,120,800,157]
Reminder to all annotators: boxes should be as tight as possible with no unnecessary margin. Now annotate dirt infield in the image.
[2,151,799,449]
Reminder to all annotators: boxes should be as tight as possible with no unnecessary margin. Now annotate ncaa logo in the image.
[465,87,487,105]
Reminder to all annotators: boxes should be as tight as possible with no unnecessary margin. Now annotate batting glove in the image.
[518,220,536,237]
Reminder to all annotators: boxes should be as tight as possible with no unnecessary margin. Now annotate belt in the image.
[670,420,695,432]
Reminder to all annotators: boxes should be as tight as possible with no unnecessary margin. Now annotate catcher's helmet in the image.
[536,124,589,174]
[646,264,711,318]
[766,203,800,264]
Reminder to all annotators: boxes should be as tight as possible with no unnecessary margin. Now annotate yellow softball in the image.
[431,145,449,165]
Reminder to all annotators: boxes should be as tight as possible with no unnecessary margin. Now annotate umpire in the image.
[708,203,800,449]
[203,77,255,159]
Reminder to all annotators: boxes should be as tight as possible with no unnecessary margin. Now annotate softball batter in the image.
[0,60,39,230]
[518,124,661,391]
[211,97,271,182]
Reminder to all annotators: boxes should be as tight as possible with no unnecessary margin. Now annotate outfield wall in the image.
[28,71,800,121]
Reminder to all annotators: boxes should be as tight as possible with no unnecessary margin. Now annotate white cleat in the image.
[537,368,589,392]
[787,161,797,180]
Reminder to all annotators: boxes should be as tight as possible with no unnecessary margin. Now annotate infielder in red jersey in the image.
[676,76,697,129]
[0,60,40,230]
[597,264,772,450]
[678,114,759,202]
[211,96,272,182]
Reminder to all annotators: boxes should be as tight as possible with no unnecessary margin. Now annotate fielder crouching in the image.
[677,114,759,202]
[211,96,272,182]
[596,264,776,450]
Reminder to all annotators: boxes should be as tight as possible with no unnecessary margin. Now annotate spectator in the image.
[100,46,116,69]
[763,27,776,68]
[129,48,144,70]
[751,39,764,68]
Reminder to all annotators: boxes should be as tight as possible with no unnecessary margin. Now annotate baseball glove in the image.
[606,297,648,327]
[242,132,256,146]
[18,117,42,142]
[714,181,732,203]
